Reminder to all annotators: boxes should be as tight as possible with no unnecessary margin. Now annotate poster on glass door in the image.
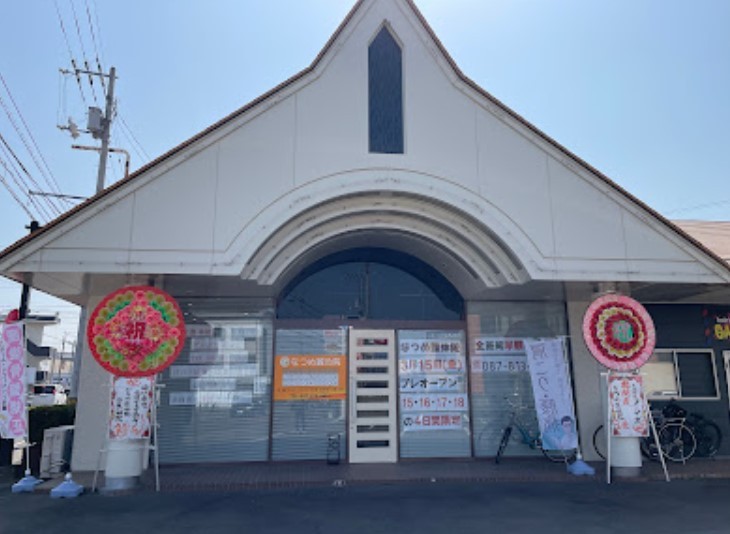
[399,330,468,432]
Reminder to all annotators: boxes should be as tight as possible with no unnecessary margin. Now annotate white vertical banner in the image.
[524,338,577,450]
[0,322,28,439]
[109,376,154,441]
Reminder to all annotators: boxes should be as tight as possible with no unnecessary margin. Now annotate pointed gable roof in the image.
[1,0,729,285]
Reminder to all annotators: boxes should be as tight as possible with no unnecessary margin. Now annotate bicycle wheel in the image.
[694,421,722,458]
[658,422,696,462]
[592,425,606,460]
[495,426,512,464]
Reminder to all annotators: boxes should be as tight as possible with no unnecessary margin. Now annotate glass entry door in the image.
[348,329,398,463]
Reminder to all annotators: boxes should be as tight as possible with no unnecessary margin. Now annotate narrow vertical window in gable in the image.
[369,26,403,154]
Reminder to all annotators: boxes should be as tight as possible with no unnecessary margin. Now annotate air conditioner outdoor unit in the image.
[40,425,74,478]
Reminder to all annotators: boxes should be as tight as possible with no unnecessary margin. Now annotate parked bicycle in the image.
[640,408,696,463]
[494,395,576,464]
[592,400,722,463]
[686,411,723,458]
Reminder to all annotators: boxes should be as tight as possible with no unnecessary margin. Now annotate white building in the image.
[1,0,729,483]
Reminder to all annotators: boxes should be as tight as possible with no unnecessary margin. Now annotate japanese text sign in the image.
[109,376,154,440]
[525,339,577,450]
[274,354,346,401]
[608,373,649,437]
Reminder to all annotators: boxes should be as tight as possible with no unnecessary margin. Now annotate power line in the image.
[0,152,51,222]
[666,199,730,217]
[84,0,106,93]
[54,0,88,107]
[118,112,151,163]
[0,93,64,215]
[0,168,35,220]
[0,72,67,203]
[68,0,100,105]
[0,134,57,220]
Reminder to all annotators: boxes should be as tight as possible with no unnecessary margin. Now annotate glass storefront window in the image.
[398,330,471,458]
[277,248,463,321]
[157,298,273,464]
[272,329,348,461]
[467,302,567,458]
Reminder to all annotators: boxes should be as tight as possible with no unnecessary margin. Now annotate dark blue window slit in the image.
[369,26,403,154]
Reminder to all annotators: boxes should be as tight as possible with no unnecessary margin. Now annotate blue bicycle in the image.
[494,396,576,464]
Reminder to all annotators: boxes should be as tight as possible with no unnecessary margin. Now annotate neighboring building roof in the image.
[673,220,730,264]
[0,313,60,325]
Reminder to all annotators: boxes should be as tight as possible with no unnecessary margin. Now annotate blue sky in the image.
[1,0,729,348]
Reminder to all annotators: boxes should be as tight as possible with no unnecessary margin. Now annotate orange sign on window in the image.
[273,354,347,401]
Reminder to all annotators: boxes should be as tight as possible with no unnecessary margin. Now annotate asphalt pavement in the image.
[2,474,730,534]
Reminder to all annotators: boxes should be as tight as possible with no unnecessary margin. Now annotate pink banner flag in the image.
[0,322,28,439]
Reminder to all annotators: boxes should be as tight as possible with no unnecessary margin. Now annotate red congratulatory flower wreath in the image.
[88,286,186,377]
[582,294,656,371]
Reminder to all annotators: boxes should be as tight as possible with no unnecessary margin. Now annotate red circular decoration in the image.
[87,286,186,377]
[582,294,655,371]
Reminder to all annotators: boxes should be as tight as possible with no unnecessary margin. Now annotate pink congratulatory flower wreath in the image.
[87,286,186,377]
[582,294,656,371]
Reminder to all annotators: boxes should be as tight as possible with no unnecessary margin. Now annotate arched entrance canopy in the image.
[240,177,529,300]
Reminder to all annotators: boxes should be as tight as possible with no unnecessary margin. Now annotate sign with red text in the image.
[398,330,469,434]
[608,373,649,437]
[400,393,468,412]
[109,376,154,440]
[88,286,186,377]
[401,413,464,432]
[0,322,27,439]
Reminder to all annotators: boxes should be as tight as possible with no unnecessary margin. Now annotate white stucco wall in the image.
[70,294,111,472]
[565,282,606,461]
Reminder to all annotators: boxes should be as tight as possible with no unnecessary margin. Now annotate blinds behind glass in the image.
[467,302,567,458]
[272,329,347,461]
[157,312,273,464]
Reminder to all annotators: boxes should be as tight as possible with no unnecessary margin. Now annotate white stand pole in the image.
[605,372,612,484]
[646,402,670,482]
[151,379,162,492]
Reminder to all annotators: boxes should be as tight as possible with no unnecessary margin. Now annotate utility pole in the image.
[59,65,117,192]
[96,66,116,193]
[18,220,40,320]
[59,65,118,396]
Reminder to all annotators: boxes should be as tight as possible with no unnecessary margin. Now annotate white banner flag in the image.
[524,338,577,450]
[0,322,28,439]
